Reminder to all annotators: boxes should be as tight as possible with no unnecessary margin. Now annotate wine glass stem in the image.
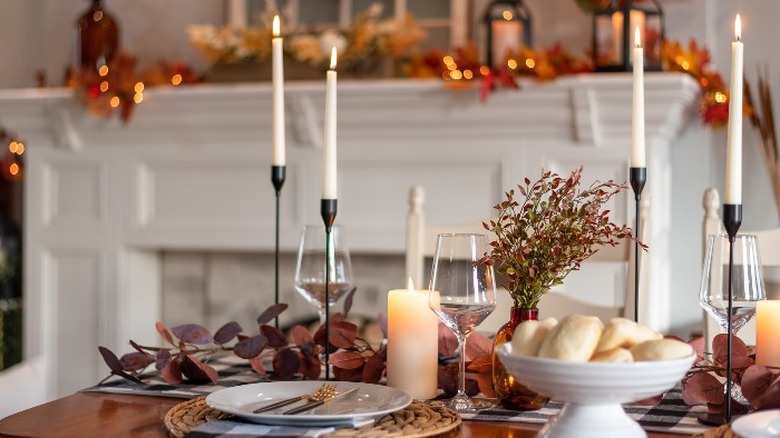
[456,332,468,398]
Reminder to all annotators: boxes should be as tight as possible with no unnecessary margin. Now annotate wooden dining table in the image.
[0,391,692,438]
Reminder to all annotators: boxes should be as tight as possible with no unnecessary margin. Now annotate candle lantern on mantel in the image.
[483,0,532,69]
[591,0,664,72]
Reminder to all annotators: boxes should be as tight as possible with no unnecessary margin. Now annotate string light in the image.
[171,74,183,86]
[110,96,120,108]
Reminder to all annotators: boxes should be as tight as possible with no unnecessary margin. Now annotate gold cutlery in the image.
[252,383,338,414]
[282,387,358,415]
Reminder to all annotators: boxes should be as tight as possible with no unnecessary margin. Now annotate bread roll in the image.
[589,347,634,363]
[537,315,603,362]
[630,338,693,361]
[510,317,558,357]
[595,317,662,353]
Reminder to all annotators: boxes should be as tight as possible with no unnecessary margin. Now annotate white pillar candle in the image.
[387,278,439,400]
[491,13,522,68]
[630,26,645,168]
[725,14,743,205]
[322,47,337,200]
[756,300,780,367]
[272,15,285,166]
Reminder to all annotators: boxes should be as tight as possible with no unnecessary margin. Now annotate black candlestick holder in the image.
[722,203,742,424]
[629,167,646,323]
[321,199,337,381]
[271,165,286,329]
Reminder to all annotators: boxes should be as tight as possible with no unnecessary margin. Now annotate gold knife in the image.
[282,387,358,415]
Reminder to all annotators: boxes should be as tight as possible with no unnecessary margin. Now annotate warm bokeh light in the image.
[447,62,457,71]
[8,141,17,154]
[99,81,109,93]
[525,58,535,68]
[110,96,120,108]
[443,55,454,66]
[502,10,513,20]
[98,65,109,77]
[16,143,24,155]
[463,69,473,80]
[134,93,143,104]
[479,65,490,76]
[450,70,463,80]
[715,92,727,103]
[171,74,183,86]
[9,163,18,176]
[681,61,690,70]
[507,59,518,69]
[134,82,145,93]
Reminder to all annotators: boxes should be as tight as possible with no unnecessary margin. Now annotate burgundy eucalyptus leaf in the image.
[438,324,458,357]
[464,332,492,360]
[712,334,749,368]
[298,352,321,381]
[155,322,175,346]
[683,371,725,405]
[156,348,171,370]
[476,372,495,398]
[362,353,385,384]
[213,321,243,344]
[329,320,358,349]
[182,355,219,384]
[292,325,314,347]
[689,336,706,360]
[171,324,213,345]
[742,365,780,410]
[160,356,184,385]
[234,335,268,359]
[256,303,288,326]
[248,355,267,376]
[119,352,155,372]
[466,355,492,374]
[272,347,299,380]
[129,340,147,354]
[333,364,364,382]
[329,351,365,370]
[98,346,123,374]
[260,325,288,348]
[342,287,357,318]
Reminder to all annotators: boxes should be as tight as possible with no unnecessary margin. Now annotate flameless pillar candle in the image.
[631,26,645,168]
[756,300,780,367]
[387,278,439,399]
[322,48,337,199]
[491,11,522,67]
[271,15,285,166]
[725,14,743,204]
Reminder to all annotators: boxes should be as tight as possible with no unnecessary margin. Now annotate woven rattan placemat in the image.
[164,397,461,438]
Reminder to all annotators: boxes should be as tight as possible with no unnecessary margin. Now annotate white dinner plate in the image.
[732,409,780,438]
[205,381,412,426]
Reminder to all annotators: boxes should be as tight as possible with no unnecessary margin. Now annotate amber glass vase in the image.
[491,306,549,410]
[74,0,119,70]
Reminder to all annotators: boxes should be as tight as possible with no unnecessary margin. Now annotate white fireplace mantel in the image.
[0,74,699,400]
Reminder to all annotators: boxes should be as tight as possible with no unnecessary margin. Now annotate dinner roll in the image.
[589,347,634,363]
[595,317,663,353]
[537,315,603,362]
[510,317,558,357]
[629,338,694,361]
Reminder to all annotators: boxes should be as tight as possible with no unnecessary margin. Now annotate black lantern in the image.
[483,0,532,69]
[592,0,664,72]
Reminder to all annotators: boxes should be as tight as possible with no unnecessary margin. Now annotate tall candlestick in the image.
[725,14,743,205]
[272,15,285,166]
[322,47,337,200]
[631,26,645,168]
[387,278,439,399]
[756,300,780,367]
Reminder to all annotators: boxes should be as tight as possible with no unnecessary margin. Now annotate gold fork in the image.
[252,383,338,414]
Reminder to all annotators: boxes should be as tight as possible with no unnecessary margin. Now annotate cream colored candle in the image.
[322,47,337,200]
[491,12,522,67]
[756,300,780,367]
[725,14,743,204]
[271,15,285,166]
[631,26,645,168]
[387,278,439,399]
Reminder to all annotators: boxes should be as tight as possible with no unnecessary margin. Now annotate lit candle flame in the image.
[330,47,337,70]
[273,15,280,37]
[735,14,741,41]
[407,277,415,294]
[634,26,641,48]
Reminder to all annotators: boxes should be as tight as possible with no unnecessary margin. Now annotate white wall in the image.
[0,0,778,337]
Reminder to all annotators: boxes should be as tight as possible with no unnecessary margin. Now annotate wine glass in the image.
[429,233,497,413]
[294,224,353,324]
[699,233,766,335]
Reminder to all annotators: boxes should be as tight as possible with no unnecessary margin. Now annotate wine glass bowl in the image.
[294,224,353,323]
[699,234,766,334]
[429,233,497,413]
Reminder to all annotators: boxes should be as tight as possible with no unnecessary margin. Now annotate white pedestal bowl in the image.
[496,343,696,438]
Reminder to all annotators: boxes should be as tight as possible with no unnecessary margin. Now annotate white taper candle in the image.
[322,47,338,200]
[725,14,743,205]
[272,15,285,166]
[631,26,645,168]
